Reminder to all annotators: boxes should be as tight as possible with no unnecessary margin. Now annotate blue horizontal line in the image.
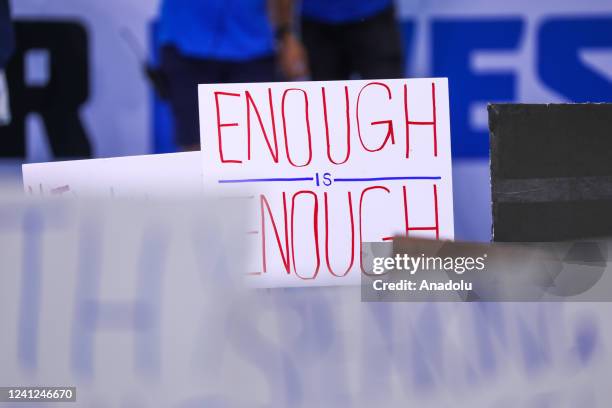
[218,177,314,184]
[334,176,441,182]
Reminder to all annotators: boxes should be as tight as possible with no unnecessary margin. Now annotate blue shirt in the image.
[301,0,393,23]
[158,0,274,61]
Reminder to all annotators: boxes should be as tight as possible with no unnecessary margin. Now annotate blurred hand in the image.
[278,33,309,80]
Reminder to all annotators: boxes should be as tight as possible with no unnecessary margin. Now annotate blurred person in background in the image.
[157,0,307,151]
[277,0,404,80]
[0,0,14,126]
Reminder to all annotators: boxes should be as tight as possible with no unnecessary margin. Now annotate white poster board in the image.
[199,78,454,287]
[22,152,203,198]
[2,192,608,407]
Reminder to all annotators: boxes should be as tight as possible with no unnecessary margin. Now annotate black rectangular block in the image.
[489,103,612,242]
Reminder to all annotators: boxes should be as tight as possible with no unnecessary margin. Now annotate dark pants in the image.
[301,6,404,81]
[0,0,14,69]
[160,46,276,149]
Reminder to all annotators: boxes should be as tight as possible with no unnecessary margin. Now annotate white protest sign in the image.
[22,152,203,198]
[199,78,454,287]
[2,192,608,407]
